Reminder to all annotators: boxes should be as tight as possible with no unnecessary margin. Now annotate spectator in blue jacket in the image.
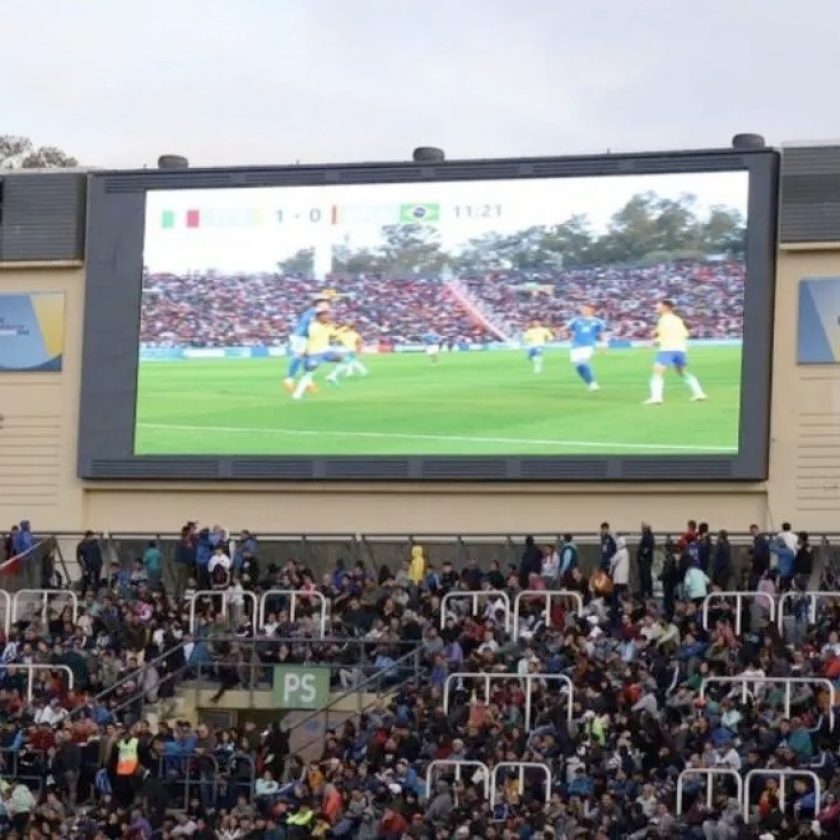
[196,528,213,589]
[600,522,617,571]
[12,520,33,555]
[772,535,796,591]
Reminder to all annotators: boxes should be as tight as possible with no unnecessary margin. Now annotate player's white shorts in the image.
[425,344,440,356]
[289,335,308,355]
[570,346,594,364]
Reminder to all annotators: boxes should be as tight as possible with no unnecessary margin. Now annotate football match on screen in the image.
[134,172,746,457]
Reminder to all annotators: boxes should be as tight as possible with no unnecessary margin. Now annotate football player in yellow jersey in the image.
[290,311,345,400]
[522,320,555,374]
[645,299,707,405]
[326,324,368,384]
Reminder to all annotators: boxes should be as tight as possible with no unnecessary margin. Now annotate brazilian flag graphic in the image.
[399,203,440,223]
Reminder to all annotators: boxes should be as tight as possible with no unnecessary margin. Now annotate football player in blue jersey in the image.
[563,304,607,391]
[283,294,332,392]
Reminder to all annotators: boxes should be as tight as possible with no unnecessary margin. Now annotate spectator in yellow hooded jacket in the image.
[409,545,426,584]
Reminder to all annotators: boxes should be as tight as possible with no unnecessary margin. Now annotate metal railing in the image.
[742,768,821,821]
[443,672,574,728]
[702,591,775,635]
[0,747,45,796]
[159,752,220,810]
[11,588,78,624]
[512,590,583,641]
[95,530,776,597]
[523,674,574,728]
[288,645,422,759]
[440,590,511,632]
[74,637,191,723]
[425,760,490,800]
[0,537,58,593]
[257,589,328,638]
[776,590,840,632]
[0,590,9,635]
[700,676,836,730]
[187,589,258,634]
[97,636,421,724]
[490,761,552,807]
[7,663,75,703]
[676,768,743,816]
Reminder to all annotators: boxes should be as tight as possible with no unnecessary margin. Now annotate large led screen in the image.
[135,171,748,457]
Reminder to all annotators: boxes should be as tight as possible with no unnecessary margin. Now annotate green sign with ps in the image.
[272,665,330,709]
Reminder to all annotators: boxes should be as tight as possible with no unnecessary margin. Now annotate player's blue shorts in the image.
[655,350,687,368]
[305,350,344,371]
[527,347,543,359]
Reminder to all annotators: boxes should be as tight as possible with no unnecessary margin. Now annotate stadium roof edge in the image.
[87,146,775,178]
[0,166,102,175]
[781,138,840,148]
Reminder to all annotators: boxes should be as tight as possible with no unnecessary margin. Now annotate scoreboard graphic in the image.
[0,293,66,372]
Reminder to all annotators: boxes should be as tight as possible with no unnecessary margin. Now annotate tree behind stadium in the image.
[0,135,78,169]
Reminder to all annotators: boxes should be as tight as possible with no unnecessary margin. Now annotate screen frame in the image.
[78,148,778,481]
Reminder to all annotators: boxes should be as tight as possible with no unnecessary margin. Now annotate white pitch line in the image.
[138,423,737,453]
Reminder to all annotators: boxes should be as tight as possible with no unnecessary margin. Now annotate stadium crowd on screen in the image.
[139,261,744,349]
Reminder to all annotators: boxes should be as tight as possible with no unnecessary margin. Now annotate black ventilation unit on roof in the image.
[0,172,86,262]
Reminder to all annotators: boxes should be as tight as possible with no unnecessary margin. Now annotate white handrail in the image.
[489,761,551,807]
[512,590,584,641]
[440,590,511,632]
[742,768,821,821]
[188,589,258,635]
[11,589,78,625]
[777,591,832,632]
[0,590,9,636]
[700,676,835,730]
[702,591,775,635]
[7,663,75,703]
[443,672,573,729]
[258,590,328,638]
[523,674,574,728]
[676,768,743,815]
[424,760,490,800]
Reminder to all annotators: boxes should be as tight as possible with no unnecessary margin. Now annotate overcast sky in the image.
[4,0,839,169]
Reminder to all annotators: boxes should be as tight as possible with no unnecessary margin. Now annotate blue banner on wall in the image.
[798,277,840,363]
[0,293,65,372]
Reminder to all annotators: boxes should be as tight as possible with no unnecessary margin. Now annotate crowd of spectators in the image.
[139,260,744,349]
[462,260,745,341]
[0,517,838,839]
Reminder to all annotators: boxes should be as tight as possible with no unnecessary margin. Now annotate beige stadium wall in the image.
[766,245,840,527]
[2,246,837,537]
[0,264,85,530]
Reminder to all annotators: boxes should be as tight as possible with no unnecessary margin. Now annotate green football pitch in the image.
[134,346,741,456]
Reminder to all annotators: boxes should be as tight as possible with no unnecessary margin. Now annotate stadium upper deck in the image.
[0,141,834,534]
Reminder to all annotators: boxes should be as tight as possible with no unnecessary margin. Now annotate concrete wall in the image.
[0,263,84,530]
[2,243,839,536]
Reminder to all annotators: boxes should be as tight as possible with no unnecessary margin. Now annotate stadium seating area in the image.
[462,261,745,341]
[139,260,744,348]
[0,520,837,839]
